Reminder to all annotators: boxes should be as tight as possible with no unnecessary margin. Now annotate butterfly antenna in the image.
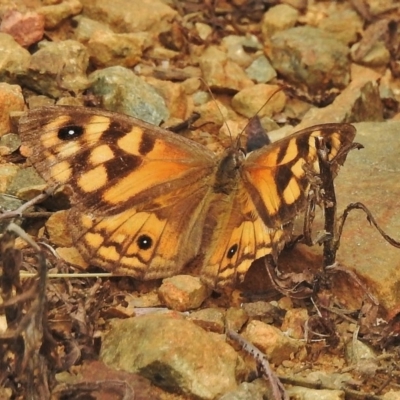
[238,86,283,142]
[199,78,235,143]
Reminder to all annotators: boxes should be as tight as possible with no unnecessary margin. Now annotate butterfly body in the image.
[19,106,356,288]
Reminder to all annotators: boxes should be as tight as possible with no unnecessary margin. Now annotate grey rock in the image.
[245,56,277,83]
[0,33,30,83]
[89,66,169,125]
[267,26,350,93]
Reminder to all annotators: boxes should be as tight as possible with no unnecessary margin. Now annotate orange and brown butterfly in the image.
[18,106,356,288]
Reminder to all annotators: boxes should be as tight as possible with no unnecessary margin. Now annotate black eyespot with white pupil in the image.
[58,125,84,140]
[137,235,153,250]
[227,244,238,259]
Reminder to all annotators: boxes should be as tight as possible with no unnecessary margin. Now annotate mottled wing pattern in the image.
[19,106,218,279]
[201,124,356,287]
[243,124,356,228]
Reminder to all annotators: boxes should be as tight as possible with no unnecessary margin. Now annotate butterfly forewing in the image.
[242,123,356,228]
[19,106,218,214]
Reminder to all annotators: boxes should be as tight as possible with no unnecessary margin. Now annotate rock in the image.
[294,65,383,129]
[89,66,169,125]
[286,386,345,400]
[144,77,192,120]
[195,22,212,41]
[194,98,236,129]
[345,339,378,379]
[242,301,282,324]
[4,166,43,197]
[281,308,308,340]
[0,193,25,231]
[56,360,165,399]
[245,56,277,83]
[232,84,286,118]
[87,30,152,68]
[0,83,24,136]
[199,46,254,92]
[221,35,258,68]
[26,95,55,109]
[318,9,363,45]
[225,307,248,332]
[261,4,299,40]
[266,26,350,93]
[0,32,30,83]
[81,0,177,35]
[0,163,20,196]
[0,133,20,155]
[243,320,304,365]
[101,314,244,399]
[19,39,89,98]
[189,307,226,333]
[351,41,391,68]
[0,10,44,47]
[158,275,209,311]
[72,15,112,43]
[220,378,271,400]
[333,121,400,315]
[128,291,163,308]
[38,0,82,29]
[382,390,400,399]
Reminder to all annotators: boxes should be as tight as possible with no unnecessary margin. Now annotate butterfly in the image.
[19,106,356,288]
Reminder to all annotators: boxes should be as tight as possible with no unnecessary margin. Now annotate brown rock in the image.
[38,0,82,29]
[351,42,391,68]
[72,15,112,43]
[281,308,308,340]
[333,121,400,316]
[81,0,177,35]
[144,77,193,120]
[243,320,304,365]
[189,307,226,333]
[101,314,244,399]
[158,275,209,311]
[199,46,254,92]
[232,84,286,119]
[318,9,363,45]
[0,82,24,136]
[225,307,248,332]
[87,31,151,68]
[261,4,299,40]
[20,39,89,98]
[0,163,20,194]
[294,64,383,130]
